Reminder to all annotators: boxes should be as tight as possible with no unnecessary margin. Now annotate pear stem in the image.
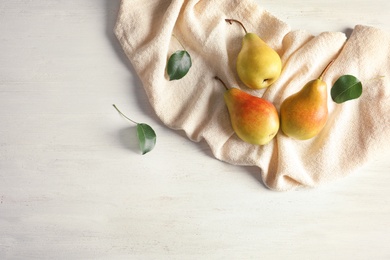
[214,76,229,90]
[113,104,138,125]
[319,60,335,80]
[225,18,247,34]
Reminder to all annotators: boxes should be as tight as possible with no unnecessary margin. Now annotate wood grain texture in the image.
[1,0,389,259]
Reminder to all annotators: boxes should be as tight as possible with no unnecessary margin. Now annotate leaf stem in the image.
[172,34,186,50]
[112,104,138,125]
[225,18,247,34]
[214,76,229,90]
[370,75,386,81]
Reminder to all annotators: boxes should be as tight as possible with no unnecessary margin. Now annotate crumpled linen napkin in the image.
[114,0,390,191]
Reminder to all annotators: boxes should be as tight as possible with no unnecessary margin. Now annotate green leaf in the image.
[331,75,363,103]
[167,50,192,80]
[136,123,156,155]
[113,104,157,155]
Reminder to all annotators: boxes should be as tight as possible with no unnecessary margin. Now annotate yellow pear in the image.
[215,77,279,145]
[280,61,334,140]
[226,19,282,89]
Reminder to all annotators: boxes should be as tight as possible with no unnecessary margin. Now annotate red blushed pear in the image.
[215,77,280,145]
[280,60,334,140]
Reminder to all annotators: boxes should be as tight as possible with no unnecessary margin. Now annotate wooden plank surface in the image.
[1,0,389,259]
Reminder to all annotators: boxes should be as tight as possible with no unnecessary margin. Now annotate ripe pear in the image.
[280,61,334,140]
[226,19,282,89]
[215,77,279,145]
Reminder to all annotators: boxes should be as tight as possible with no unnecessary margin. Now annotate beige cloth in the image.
[115,0,390,191]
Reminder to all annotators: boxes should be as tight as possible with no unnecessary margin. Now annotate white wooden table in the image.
[1,1,389,259]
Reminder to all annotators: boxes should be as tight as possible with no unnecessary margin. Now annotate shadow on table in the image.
[118,126,141,154]
[343,27,354,39]
[104,0,162,122]
[105,0,134,77]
